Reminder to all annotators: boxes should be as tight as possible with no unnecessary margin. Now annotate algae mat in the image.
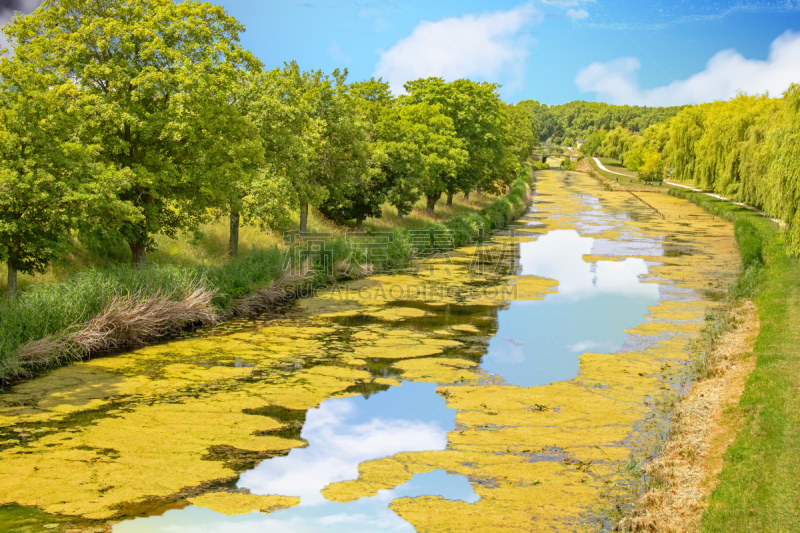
[0,170,738,532]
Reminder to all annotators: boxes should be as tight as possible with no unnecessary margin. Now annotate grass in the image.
[669,189,800,533]
[604,163,638,178]
[0,171,533,383]
[587,158,665,189]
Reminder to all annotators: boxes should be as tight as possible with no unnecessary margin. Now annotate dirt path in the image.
[620,301,760,532]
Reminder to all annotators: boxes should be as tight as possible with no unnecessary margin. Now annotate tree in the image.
[318,78,393,228]
[504,103,539,167]
[404,78,507,205]
[6,0,263,267]
[639,151,664,182]
[267,63,368,234]
[0,53,135,298]
[386,101,466,217]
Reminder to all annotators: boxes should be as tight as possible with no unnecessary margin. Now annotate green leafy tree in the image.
[6,0,262,267]
[0,54,135,298]
[639,151,664,181]
[268,63,368,233]
[391,101,467,216]
[503,103,539,168]
[318,78,393,228]
[580,130,607,157]
[404,78,507,205]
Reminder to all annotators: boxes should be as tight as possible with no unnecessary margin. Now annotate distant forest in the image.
[517,100,686,145]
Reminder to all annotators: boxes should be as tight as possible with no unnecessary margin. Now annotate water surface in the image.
[0,170,739,532]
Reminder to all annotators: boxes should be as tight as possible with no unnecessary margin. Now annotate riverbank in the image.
[617,187,800,532]
[668,191,800,533]
[0,168,740,531]
[581,158,663,191]
[0,172,533,387]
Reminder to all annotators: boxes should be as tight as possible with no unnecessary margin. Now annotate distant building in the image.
[576,138,584,150]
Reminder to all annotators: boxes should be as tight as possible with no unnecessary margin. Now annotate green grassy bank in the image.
[0,172,533,385]
[669,189,800,532]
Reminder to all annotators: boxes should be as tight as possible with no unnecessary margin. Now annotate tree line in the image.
[589,89,800,254]
[0,0,538,299]
[519,100,684,147]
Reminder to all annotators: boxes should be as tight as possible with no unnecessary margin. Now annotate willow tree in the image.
[0,48,135,299]
[5,0,262,267]
[765,85,800,254]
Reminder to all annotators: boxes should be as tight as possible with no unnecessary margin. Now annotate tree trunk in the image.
[425,195,438,216]
[229,208,240,259]
[446,192,454,207]
[299,202,309,235]
[397,208,404,221]
[130,242,146,269]
[7,259,17,300]
[355,218,363,230]
[464,191,470,201]
[476,187,482,197]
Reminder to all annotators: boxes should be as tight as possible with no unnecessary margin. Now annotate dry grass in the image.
[232,269,315,316]
[365,194,497,232]
[619,300,760,532]
[4,284,218,378]
[231,260,375,317]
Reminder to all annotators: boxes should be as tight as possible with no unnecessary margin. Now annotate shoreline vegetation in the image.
[0,1,544,389]
[0,172,533,387]
[614,186,800,532]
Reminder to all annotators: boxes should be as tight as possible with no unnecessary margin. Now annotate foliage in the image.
[646,89,800,254]
[0,0,543,307]
[639,151,664,181]
[0,48,135,298]
[5,0,264,265]
[404,78,513,201]
[518,99,685,143]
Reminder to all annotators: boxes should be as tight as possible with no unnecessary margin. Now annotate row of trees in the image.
[520,100,685,146]
[585,125,667,179]
[589,89,800,253]
[0,0,537,298]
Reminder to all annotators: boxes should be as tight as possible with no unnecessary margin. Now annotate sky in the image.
[3,0,800,105]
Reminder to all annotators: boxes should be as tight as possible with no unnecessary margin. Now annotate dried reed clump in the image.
[334,260,374,280]
[4,284,218,378]
[232,269,316,316]
[618,301,759,533]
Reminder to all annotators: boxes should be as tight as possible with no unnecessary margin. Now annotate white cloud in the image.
[567,8,588,19]
[567,340,601,353]
[239,385,451,505]
[374,2,543,95]
[575,30,800,106]
[518,230,659,300]
[328,41,352,65]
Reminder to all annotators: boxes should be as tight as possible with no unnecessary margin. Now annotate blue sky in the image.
[4,1,800,105]
[216,0,800,105]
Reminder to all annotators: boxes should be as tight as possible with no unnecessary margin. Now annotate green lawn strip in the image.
[587,158,664,189]
[605,164,638,178]
[670,190,800,533]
